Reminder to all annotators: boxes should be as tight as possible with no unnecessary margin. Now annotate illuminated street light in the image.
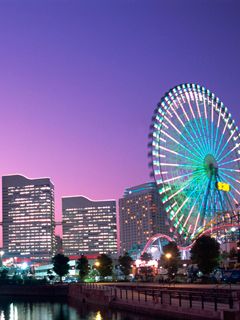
[95,261,100,267]
[165,253,172,259]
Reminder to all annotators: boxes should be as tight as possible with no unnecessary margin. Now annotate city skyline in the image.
[0,1,239,239]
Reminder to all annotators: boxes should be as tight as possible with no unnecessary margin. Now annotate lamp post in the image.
[165,252,173,281]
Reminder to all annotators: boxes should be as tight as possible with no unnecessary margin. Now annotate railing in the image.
[81,283,238,312]
[114,287,237,311]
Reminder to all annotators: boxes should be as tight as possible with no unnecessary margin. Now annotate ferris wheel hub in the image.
[204,154,218,178]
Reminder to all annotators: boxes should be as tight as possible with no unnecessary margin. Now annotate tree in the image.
[138,252,154,281]
[191,235,220,275]
[95,254,113,278]
[76,255,89,281]
[237,241,240,263]
[0,268,8,280]
[140,252,152,262]
[160,242,181,279]
[229,248,237,260]
[52,253,70,282]
[118,252,133,280]
[47,269,55,282]
[219,251,228,268]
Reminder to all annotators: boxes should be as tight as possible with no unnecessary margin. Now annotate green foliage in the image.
[76,255,89,281]
[229,248,237,259]
[47,269,55,282]
[52,253,70,282]
[191,235,220,275]
[118,252,133,278]
[138,266,154,281]
[87,267,99,282]
[96,254,113,278]
[160,242,181,279]
[0,268,8,279]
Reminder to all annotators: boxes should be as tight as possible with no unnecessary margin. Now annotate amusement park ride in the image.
[143,83,240,259]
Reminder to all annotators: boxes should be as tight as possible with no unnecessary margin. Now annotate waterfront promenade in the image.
[0,282,239,319]
[71,283,240,320]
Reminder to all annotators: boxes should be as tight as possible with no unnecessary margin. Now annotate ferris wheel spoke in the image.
[195,94,210,154]
[220,168,240,173]
[219,172,240,185]
[176,97,206,157]
[215,117,230,157]
[171,98,207,158]
[213,107,222,157]
[193,193,211,237]
[211,98,214,153]
[203,97,211,154]
[160,162,204,171]
[192,212,201,237]
[217,144,239,164]
[182,177,208,231]
[218,171,240,191]
[161,129,202,161]
[172,174,208,227]
[179,96,208,156]
[169,172,207,220]
[160,145,204,166]
[192,174,216,237]
[217,173,239,205]
[216,128,237,161]
[164,113,205,158]
[163,172,202,204]
[160,171,198,184]
[218,157,240,167]
[185,94,209,155]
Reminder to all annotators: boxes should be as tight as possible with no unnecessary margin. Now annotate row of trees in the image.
[156,235,220,279]
[0,235,222,283]
[52,252,133,282]
[51,235,221,282]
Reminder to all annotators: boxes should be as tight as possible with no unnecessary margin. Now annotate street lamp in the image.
[165,253,172,259]
[95,261,100,267]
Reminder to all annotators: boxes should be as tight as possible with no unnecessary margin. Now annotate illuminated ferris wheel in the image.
[150,83,240,243]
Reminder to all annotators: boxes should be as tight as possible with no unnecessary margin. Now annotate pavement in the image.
[98,282,240,290]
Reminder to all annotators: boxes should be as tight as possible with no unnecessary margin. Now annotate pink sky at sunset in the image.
[0,1,239,244]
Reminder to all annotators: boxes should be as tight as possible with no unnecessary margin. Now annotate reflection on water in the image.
[0,300,160,320]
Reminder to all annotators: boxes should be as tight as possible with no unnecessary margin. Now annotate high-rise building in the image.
[55,235,63,254]
[2,175,55,260]
[62,196,117,256]
[119,182,170,255]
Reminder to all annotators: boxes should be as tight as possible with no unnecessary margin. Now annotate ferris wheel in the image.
[150,83,240,243]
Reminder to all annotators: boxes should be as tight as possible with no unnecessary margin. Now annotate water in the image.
[0,300,161,320]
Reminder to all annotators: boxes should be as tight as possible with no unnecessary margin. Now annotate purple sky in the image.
[0,0,239,241]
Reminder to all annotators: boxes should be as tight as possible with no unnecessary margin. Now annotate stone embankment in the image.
[0,284,68,298]
[0,283,239,320]
[68,283,240,320]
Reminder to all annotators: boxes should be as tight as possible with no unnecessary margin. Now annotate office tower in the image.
[2,175,55,260]
[119,182,170,254]
[62,196,117,256]
[55,235,63,254]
